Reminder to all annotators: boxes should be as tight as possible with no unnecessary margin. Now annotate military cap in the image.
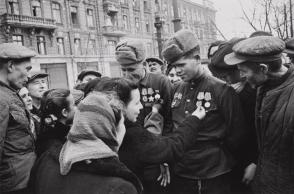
[162,29,200,64]
[0,43,36,59]
[115,39,146,66]
[207,40,226,58]
[27,71,48,83]
[77,70,102,81]
[145,57,164,66]
[224,36,285,65]
[284,38,294,55]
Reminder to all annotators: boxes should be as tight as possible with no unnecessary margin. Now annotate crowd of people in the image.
[1,29,294,194]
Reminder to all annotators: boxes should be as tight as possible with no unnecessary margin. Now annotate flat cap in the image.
[115,39,145,66]
[224,36,285,65]
[145,57,164,66]
[162,29,200,64]
[285,38,294,55]
[77,70,101,81]
[210,38,245,70]
[28,71,48,83]
[0,43,36,59]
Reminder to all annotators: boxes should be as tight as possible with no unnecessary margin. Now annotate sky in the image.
[191,0,256,40]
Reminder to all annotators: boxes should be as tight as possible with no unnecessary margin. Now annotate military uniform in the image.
[137,72,173,135]
[162,29,247,194]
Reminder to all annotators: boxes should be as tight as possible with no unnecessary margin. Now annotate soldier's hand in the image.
[242,163,256,185]
[152,103,162,113]
[192,105,206,120]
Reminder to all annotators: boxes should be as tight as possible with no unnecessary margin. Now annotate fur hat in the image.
[162,29,200,64]
[115,39,146,66]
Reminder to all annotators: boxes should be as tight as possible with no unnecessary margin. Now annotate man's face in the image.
[168,67,181,84]
[27,77,48,99]
[121,63,145,84]
[172,56,202,82]
[7,60,32,89]
[148,62,162,74]
[237,62,267,88]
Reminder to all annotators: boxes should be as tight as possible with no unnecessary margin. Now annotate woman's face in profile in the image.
[125,89,143,122]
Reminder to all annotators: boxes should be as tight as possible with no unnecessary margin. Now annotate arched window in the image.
[31,0,42,17]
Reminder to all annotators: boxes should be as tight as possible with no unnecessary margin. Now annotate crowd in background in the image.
[1,29,294,194]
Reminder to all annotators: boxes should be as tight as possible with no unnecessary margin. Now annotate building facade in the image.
[0,0,216,88]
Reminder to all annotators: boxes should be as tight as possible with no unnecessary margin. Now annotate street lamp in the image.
[154,15,164,59]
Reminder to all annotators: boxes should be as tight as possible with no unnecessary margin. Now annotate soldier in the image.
[0,43,36,194]
[115,40,173,193]
[284,38,294,65]
[162,29,247,194]
[225,36,294,194]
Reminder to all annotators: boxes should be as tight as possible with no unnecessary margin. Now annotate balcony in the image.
[0,13,56,29]
[103,0,119,15]
[102,25,127,37]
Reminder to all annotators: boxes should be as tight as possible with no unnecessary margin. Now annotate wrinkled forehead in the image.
[121,62,143,70]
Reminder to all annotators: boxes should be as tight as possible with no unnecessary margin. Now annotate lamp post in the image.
[172,0,181,32]
[154,15,164,59]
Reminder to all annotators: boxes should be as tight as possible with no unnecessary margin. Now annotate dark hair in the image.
[93,77,138,105]
[40,89,71,132]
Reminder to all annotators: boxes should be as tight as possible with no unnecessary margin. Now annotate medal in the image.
[197,92,204,100]
[149,96,154,102]
[142,88,147,95]
[196,101,202,107]
[204,92,212,101]
[155,93,160,100]
[204,102,211,108]
[178,93,183,99]
[142,96,148,102]
[148,88,154,95]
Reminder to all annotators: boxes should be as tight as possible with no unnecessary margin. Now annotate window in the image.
[41,63,68,89]
[52,2,62,23]
[143,0,149,11]
[133,0,139,8]
[86,9,94,28]
[108,40,116,55]
[37,36,46,54]
[122,15,128,30]
[87,39,95,55]
[70,6,78,26]
[57,38,65,55]
[135,17,140,32]
[145,20,150,33]
[32,0,42,17]
[8,0,19,14]
[12,35,23,46]
[74,38,82,55]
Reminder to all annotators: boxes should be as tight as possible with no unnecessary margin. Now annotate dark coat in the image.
[36,121,70,156]
[31,142,142,194]
[253,67,294,194]
[171,74,247,179]
[0,81,36,192]
[119,116,201,183]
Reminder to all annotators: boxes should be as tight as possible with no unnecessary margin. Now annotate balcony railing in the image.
[1,13,56,29]
[102,25,127,37]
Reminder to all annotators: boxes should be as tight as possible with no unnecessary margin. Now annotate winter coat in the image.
[253,67,294,194]
[31,142,142,194]
[0,81,36,192]
[119,115,201,182]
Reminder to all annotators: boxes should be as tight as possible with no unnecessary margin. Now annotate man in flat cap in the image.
[284,38,294,67]
[77,70,102,84]
[162,29,247,194]
[145,57,164,74]
[209,38,258,194]
[0,43,36,194]
[225,35,294,194]
[115,39,173,193]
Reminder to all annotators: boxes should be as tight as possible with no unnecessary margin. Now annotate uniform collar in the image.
[0,80,17,93]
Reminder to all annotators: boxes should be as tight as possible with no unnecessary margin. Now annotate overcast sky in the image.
[191,0,256,40]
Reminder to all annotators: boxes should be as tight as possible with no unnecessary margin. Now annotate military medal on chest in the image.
[204,92,211,108]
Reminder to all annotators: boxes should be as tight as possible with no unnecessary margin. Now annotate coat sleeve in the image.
[131,115,201,165]
[144,112,164,136]
[218,85,248,154]
[0,101,9,164]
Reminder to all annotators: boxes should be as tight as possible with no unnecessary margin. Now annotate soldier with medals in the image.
[115,39,173,193]
[162,29,247,194]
